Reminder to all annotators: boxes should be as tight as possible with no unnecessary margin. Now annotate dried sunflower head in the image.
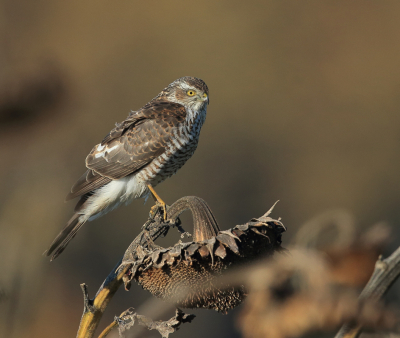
[122,202,285,313]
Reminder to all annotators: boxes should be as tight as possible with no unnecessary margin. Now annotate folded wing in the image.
[66,101,186,200]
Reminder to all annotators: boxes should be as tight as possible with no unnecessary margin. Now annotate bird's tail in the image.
[44,213,86,261]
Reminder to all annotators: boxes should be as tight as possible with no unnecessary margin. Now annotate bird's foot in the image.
[149,204,158,219]
[149,202,168,222]
[147,184,168,221]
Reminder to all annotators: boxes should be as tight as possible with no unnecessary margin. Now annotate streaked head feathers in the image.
[153,76,209,109]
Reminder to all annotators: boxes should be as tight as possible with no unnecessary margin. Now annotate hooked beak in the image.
[202,93,209,104]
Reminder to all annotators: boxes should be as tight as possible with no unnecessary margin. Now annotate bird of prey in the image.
[45,76,209,260]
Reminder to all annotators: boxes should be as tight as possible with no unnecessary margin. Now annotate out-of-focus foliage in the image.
[1,1,400,337]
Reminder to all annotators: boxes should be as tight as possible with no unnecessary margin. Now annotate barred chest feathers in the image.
[137,105,207,186]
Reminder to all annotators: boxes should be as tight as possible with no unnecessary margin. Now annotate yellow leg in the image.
[147,184,167,221]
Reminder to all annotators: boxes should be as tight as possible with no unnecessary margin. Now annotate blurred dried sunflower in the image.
[120,198,286,313]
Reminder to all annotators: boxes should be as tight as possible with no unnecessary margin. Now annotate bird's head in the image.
[158,76,209,111]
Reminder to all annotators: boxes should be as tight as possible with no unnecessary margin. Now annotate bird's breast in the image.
[138,111,205,185]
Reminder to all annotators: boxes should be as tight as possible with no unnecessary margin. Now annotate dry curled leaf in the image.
[117,308,195,338]
[121,214,285,313]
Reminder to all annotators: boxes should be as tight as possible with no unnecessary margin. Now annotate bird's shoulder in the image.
[101,100,186,145]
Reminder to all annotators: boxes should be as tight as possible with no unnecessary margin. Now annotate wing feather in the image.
[66,101,186,199]
[66,170,112,201]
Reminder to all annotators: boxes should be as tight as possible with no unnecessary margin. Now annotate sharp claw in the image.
[149,204,158,219]
[149,202,168,222]
[147,184,168,221]
[162,204,167,221]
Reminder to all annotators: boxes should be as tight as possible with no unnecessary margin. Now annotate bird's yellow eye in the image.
[187,90,196,96]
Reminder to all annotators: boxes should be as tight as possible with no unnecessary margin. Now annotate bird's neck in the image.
[185,105,207,128]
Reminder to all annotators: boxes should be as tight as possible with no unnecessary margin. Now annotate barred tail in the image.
[45,213,86,261]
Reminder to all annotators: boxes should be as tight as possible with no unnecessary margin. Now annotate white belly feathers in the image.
[84,174,148,221]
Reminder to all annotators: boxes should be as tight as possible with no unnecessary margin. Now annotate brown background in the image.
[1,1,400,337]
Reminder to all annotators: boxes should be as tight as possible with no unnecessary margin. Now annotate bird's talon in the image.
[161,203,168,222]
[149,204,159,219]
[147,184,169,221]
[149,202,168,222]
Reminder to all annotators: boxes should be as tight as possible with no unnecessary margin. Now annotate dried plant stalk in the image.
[76,262,130,338]
[335,246,400,338]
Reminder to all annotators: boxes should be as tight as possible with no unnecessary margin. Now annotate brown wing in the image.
[66,101,186,200]
[66,169,112,201]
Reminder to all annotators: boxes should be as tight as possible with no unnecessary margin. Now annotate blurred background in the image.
[1,1,400,337]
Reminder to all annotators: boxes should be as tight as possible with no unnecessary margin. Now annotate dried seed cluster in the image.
[123,218,285,313]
